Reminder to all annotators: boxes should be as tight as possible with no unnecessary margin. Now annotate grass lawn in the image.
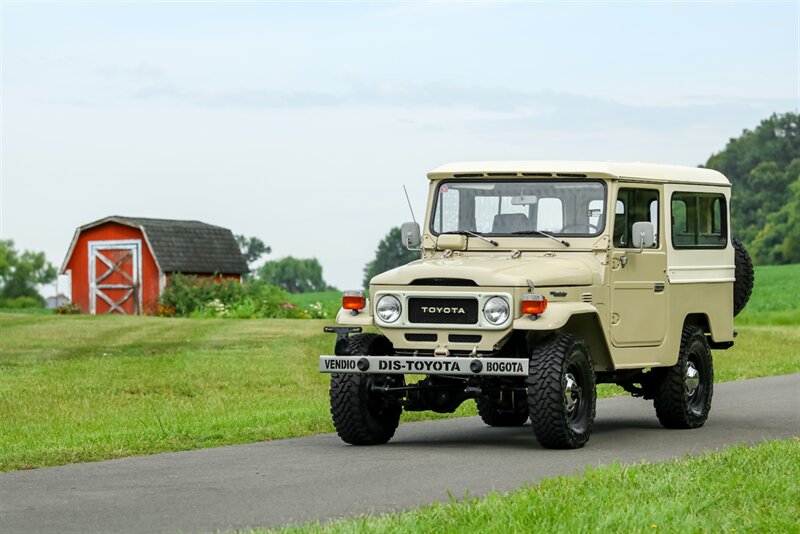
[1,265,798,472]
[733,263,799,326]
[266,439,800,534]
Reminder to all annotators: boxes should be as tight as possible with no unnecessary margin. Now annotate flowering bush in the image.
[202,299,228,318]
[157,304,176,317]
[159,274,317,319]
[304,301,327,319]
[54,302,81,315]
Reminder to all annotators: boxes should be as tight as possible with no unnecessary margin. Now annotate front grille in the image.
[407,297,479,325]
[405,333,437,342]
[448,334,482,343]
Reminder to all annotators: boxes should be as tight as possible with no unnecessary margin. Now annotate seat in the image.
[492,213,530,233]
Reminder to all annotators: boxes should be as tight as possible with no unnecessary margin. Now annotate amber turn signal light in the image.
[521,293,547,315]
[342,290,366,310]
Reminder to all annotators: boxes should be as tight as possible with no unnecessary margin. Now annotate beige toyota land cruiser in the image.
[320,161,754,449]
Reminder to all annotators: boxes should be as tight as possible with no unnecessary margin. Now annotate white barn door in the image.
[88,240,142,315]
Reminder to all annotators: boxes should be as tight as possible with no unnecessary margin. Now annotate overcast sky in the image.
[2,1,798,294]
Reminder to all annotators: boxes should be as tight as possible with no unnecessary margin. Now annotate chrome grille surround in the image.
[373,290,513,330]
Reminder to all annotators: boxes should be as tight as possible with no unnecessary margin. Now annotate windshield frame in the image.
[428,178,609,239]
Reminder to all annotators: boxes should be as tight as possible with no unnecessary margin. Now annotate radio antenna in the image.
[403,185,417,225]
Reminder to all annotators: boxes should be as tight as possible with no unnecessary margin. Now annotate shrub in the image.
[0,296,44,309]
[55,302,81,315]
[159,274,243,316]
[159,274,305,319]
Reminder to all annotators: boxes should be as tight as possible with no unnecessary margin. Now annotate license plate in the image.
[319,355,528,376]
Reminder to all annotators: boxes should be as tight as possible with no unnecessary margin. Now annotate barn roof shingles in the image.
[77,216,249,275]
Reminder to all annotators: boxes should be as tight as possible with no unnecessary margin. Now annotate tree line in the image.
[704,112,799,264]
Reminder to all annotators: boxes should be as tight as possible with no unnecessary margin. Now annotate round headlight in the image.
[376,295,402,323]
[483,296,510,325]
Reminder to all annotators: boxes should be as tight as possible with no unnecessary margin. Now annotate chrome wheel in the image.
[653,326,714,429]
[564,371,582,417]
[684,360,700,399]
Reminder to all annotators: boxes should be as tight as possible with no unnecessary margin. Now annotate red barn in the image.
[61,216,249,315]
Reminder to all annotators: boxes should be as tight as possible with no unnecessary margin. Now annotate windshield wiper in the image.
[510,230,571,247]
[449,230,499,247]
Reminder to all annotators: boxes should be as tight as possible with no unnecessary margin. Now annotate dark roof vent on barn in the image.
[62,216,249,275]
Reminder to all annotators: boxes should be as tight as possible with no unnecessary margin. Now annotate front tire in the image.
[527,334,596,449]
[653,326,714,429]
[329,334,402,445]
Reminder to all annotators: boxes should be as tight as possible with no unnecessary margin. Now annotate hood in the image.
[372,254,596,287]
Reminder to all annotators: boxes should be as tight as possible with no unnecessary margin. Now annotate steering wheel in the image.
[559,223,599,233]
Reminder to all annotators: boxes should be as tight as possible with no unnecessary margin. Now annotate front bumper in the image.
[319,355,528,377]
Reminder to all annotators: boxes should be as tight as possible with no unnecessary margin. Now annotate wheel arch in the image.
[683,312,734,350]
[559,312,615,372]
[683,312,711,335]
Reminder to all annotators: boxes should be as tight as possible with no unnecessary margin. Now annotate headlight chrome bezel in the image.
[376,294,402,323]
[483,296,510,325]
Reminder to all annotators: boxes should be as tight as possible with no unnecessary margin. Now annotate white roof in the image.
[427,161,729,186]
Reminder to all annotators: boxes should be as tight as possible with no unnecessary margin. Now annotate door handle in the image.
[654,283,665,293]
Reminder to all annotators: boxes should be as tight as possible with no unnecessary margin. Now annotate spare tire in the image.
[733,238,754,317]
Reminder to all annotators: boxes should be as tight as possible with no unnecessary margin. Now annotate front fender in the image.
[335,307,374,326]
[512,302,598,330]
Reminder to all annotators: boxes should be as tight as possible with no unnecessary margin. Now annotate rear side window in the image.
[671,192,727,248]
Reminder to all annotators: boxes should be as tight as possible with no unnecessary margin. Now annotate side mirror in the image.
[631,221,656,250]
[400,221,421,250]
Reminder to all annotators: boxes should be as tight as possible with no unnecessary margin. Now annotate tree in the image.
[0,240,57,307]
[362,227,420,288]
[235,235,271,267]
[704,112,800,264]
[750,165,800,264]
[258,256,330,293]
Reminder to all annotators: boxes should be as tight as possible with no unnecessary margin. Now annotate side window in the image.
[671,192,727,248]
[614,188,660,249]
[536,198,563,232]
[649,199,659,244]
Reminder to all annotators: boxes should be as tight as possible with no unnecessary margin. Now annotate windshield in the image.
[431,179,607,237]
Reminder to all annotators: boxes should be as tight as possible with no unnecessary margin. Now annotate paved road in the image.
[2,374,799,534]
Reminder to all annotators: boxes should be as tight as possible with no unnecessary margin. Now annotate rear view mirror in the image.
[401,221,421,250]
[631,221,656,249]
[510,195,538,206]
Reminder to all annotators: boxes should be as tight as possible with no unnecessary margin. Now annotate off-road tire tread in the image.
[329,334,401,445]
[732,238,754,317]
[652,326,713,429]
[526,334,596,449]
[475,396,529,427]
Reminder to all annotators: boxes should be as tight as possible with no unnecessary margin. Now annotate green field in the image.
[1,265,798,472]
[267,439,800,534]
[733,263,799,326]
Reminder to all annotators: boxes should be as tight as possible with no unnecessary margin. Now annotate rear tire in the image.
[527,334,596,449]
[733,238,754,317]
[476,395,529,427]
[653,326,714,429]
[329,334,402,445]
